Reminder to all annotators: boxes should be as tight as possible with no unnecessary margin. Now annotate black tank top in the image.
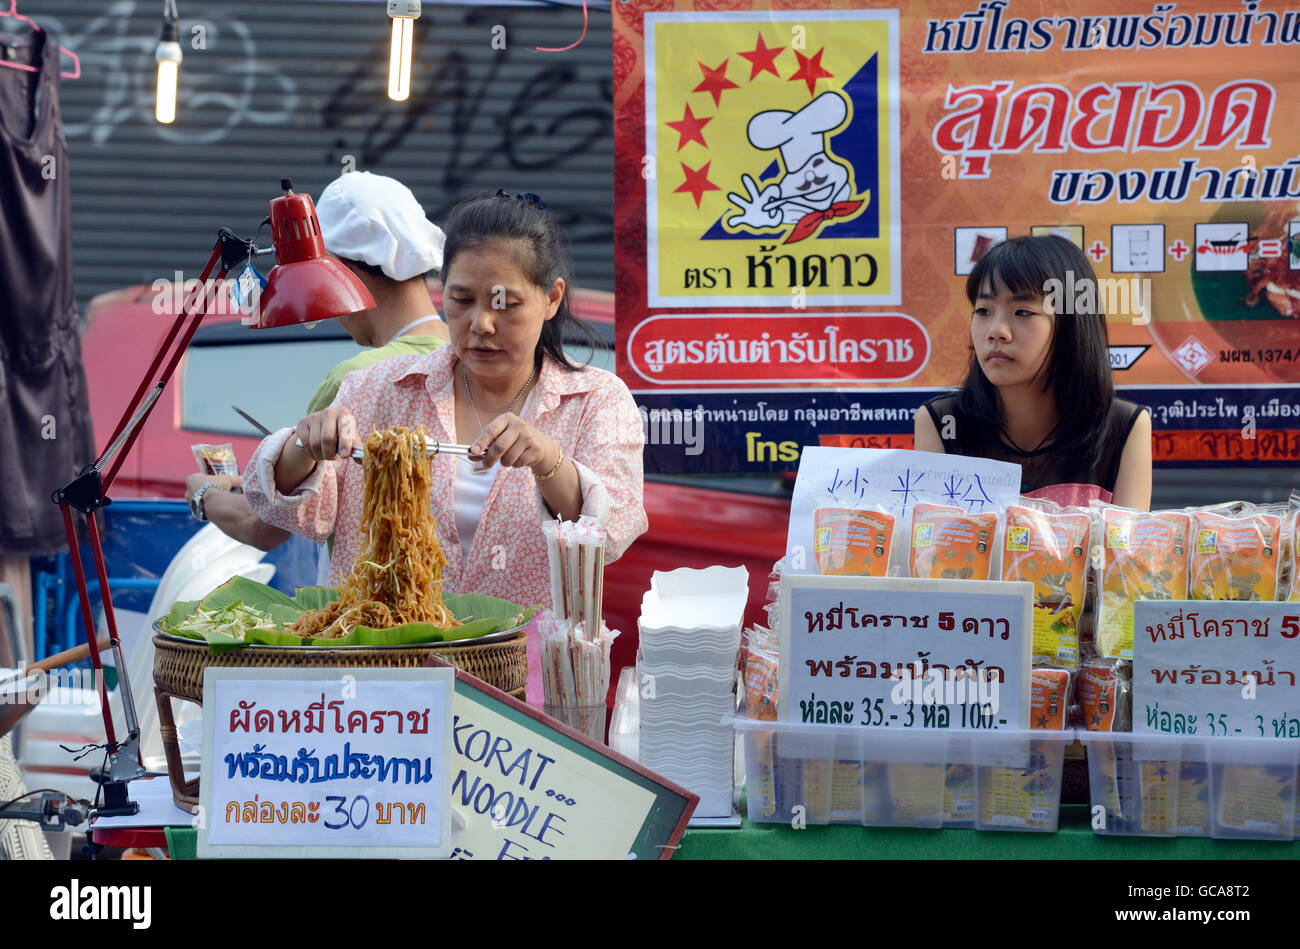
[922,393,1144,495]
[0,28,97,553]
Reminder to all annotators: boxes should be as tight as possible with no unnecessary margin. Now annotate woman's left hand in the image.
[471,413,560,475]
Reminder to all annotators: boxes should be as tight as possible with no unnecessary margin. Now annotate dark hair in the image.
[336,256,390,281]
[957,234,1114,478]
[439,192,599,372]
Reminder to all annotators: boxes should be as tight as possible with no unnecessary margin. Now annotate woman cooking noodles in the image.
[243,191,648,696]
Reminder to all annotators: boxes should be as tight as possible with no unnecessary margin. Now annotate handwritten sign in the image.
[779,575,1031,730]
[429,659,698,860]
[785,447,1021,575]
[199,667,454,859]
[1134,601,1300,739]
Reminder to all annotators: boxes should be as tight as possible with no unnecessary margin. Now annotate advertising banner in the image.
[613,0,1300,472]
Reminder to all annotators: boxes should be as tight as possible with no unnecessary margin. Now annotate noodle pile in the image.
[286,426,461,639]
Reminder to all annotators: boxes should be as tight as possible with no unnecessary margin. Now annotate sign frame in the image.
[423,656,699,861]
[198,666,455,860]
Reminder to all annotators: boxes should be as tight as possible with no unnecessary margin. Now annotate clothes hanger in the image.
[0,0,82,80]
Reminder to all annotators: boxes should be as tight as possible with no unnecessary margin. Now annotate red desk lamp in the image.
[52,179,374,817]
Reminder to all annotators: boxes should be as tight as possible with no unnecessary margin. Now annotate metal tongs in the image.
[294,436,479,464]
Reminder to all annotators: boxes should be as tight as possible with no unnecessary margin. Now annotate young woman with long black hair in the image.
[914,235,1152,510]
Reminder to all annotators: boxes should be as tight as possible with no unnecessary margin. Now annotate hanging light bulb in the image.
[154,1,182,124]
[386,0,420,102]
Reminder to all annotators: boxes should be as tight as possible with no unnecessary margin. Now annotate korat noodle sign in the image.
[613,0,1300,473]
[433,660,697,861]
[1134,600,1300,739]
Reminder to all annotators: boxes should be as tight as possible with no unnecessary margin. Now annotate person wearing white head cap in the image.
[184,171,449,555]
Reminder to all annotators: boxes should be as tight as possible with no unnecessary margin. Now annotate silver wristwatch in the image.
[189,481,220,521]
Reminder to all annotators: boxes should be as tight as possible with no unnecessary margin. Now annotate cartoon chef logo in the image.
[725,91,868,244]
[643,13,898,307]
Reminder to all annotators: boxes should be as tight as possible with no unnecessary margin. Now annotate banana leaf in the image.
[294,586,340,611]
[443,593,539,632]
[191,575,305,626]
[161,577,533,651]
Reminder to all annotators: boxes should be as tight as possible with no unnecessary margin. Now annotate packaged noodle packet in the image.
[1030,668,1070,730]
[1189,510,1282,601]
[1217,765,1297,837]
[1096,506,1190,659]
[978,745,1060,831]
[193,442,239,476]
[975,668,1068,831]
[1175,760,1210,837]
[941,760,976,827]
[1287,510,1300,602]
[815,507,895,577]
[1078,661,1121,732]
[740,626,778,722]
[1003,504,1090,668]
[908,503,998,580]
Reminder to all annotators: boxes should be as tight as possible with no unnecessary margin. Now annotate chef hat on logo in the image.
[316,171,445,281]
[748,91,848,174]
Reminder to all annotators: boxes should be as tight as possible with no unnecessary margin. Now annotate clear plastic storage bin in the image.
[1077,732,1299,840]
[734,718,1071,832]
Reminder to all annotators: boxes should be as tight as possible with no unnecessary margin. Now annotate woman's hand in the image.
[470,412,559,474]
[295,407,361,461]
[272,408,359,495]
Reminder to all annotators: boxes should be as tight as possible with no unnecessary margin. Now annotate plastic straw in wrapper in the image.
[541,520,565,627]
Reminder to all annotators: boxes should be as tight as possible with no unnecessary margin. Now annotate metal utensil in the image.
[231,404,273,437]
[294,436,478,464]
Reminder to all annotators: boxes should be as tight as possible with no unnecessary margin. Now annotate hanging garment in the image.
[0,28,96,554]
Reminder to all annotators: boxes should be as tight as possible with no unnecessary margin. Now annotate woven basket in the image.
[151,626,528,810]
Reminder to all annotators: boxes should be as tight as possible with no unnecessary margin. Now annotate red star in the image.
[788,47,834,97]
[674,161,720,209]
[666,103,712,151]
[738,33,783,81]
[692,59,740,107]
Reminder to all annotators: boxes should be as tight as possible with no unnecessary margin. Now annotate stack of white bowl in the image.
[637,566,749,818]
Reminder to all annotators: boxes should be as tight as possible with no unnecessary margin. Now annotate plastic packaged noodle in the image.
[1030,668,1070,731]
[740,626,778,722]
[1003,504,1091,668]
[908,503,998,580]
[1217,765,1297,836]
[1095,506,1190,659]
[942,763,975,826]
[1078,660,1132,822]
[1287,510,1300,602]
[887,761,946,824]
[815,507,895,577]
[1078,661,1122,732]
[193,442,238,476]
[1176,760,1210,837]
[978,745,1059,831]
[1138,758,1178,834]
[1189,509,1282,600]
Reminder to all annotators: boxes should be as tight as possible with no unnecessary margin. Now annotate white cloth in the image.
[316,172,445,281]
[454,458,497,557]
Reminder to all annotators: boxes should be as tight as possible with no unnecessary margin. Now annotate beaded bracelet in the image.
[534,447,565,482]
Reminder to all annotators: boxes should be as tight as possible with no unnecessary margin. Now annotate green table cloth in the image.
[674,804,1297,859]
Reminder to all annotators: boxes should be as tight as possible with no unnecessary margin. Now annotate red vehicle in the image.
[81,283,790,690]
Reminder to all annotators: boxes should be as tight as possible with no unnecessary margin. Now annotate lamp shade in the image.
[249,190,376,329]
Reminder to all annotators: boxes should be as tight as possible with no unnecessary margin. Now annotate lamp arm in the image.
[48,230,251,811]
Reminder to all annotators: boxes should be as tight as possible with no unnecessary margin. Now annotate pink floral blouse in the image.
[243,345,649,609]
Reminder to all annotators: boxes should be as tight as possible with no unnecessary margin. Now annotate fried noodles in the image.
[286,427,461,639]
